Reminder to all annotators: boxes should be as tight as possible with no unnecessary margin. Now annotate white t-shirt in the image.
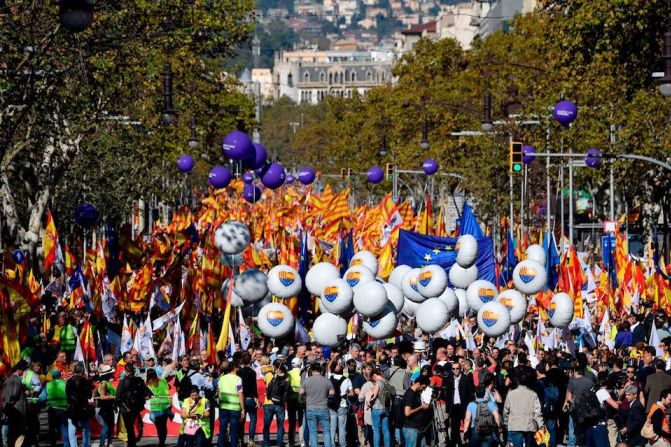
[328,373,353,408]
[596,388,610,405]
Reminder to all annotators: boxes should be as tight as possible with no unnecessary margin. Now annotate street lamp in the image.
[481,91,494,132]
[420,116,429,150]
[659,30,671,97]
[59,0,93,32]
[188,114,199,148]
[160,66,177,125]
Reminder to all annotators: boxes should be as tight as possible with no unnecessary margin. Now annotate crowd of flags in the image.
[0,179,670,368]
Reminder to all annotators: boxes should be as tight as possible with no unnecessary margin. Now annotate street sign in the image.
[603,220,618,233]
[602,235,616,269]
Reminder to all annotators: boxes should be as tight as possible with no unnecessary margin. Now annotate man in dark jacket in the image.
[443,362,475,447]
[621,385,645,447]
[2,360,28,447]
[116,362,150,447]
[66,362,93,447]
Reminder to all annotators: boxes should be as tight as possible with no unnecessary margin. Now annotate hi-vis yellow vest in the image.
[181,397,211,439]
[218,374,242,411]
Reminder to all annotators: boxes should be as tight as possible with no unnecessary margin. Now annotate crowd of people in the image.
[5,301,671,447]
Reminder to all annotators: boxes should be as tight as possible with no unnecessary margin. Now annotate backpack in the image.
[378,381,396,411]
[267,374,288,405]
[474,401,497,435]
[541,380,560,417]
[571,387,604,427]
[328,376,346,410]
[122,376,147,413]
[177,370,195,402]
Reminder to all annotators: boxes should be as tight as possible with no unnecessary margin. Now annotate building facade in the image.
[270,49,395,105]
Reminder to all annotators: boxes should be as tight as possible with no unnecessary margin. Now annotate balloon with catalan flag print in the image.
[257,302,294,338]
[466,280,498,312]
[477,301,511,337]
[343,265,375,290]
[401,268,426,303]
[319,278,353,315]
[512,259,547,295]
[267,265,302,298]
[417,264,448,298]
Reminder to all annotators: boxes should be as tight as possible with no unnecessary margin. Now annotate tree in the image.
[0,0,256,263]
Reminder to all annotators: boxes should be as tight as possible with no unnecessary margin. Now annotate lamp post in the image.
[481,91,494,133]
[659,30,671,97]
[160,66,177,125]
[420,116,429,150]
[188,114,199,148]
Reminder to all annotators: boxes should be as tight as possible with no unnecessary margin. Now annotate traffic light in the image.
[510,141,523,173]
[340,168,346,180]
[347,168,352,179]
[386,163,393,181]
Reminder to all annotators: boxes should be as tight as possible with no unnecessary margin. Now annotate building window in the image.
[320,72,325,82]
[304,72,310,82]
[366,70,372,81]
[381,71,386,81]
[288,73,293,87]
[351,71,356,82]
[329,72,333,84]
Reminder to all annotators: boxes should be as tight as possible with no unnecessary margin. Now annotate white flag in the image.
[172,318,186,361]
[136,314,156,361]
[74,333,84,363]
[121,315,134,354]
[152,300,186,331]
[238,308,252,350]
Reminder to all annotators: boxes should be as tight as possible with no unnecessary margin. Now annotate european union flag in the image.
[397,230,496,283]
[498,229,517,286]
[339,229,354,276]
[459,203,485,239]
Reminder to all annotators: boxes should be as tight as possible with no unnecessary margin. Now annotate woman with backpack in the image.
[147,368,172,447]
[463,385,500,447]
[369,368,392,447]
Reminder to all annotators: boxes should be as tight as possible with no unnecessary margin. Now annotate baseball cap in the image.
[291,357,302,368]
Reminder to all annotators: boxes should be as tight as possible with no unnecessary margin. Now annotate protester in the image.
[218,360,245,447]
[95,365,116,447]
[327,356,353,447]
[503,366,543,447]
[147,368,172,447]
[2,361,28,447]
[287,357,303,447]
[263,359,290,447]
[621,385,645,447]
[41,369,69,447]
[646,389,671,447]
[115,362,149,447]
[178,387,211,447]
[463,385,500,447]
[239,353,260,447]
[300,363,335,447]
[402,375,431,447]
[370,368,392,447]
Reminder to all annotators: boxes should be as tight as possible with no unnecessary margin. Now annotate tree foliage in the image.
[0,0,256,257]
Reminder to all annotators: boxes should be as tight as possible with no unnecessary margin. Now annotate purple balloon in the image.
[286,174,296,184]
[208,166,231,189]
[422,159,439,175]
[261,162,286,190]
[242,172,254,184]
[553,100,578,127]
[522,145,536,164]
[222,131,254,161]
[255,161,270,177]
[368,167,383,184]
[298,167,316,185]
[585,148,601,168]
[243,184,262,203]
[177,154,195,173]
[75,202,98,228]
[252,143,268,169]
[539,205,547,216]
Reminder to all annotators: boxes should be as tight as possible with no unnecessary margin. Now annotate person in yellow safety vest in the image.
[177,387,211,447]
[96,365,116,447]
[23,360,44,447]
[287,357,304,447]
[147,368,172,447]
[39,369,70,447]
[54,313,77,359]
[217,360,245,447]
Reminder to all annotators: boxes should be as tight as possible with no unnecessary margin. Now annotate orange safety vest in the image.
[648,403,670,432]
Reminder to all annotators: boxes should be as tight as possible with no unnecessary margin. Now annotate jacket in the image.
[625,399,645,447]
[65,374,93,420]
[385,366,409,398]
[443,373,475,412]
[645,371,671,412]
[503,385,543,432]
[2,374,27,415]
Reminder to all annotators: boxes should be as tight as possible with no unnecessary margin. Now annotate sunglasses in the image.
[452,367,460,371]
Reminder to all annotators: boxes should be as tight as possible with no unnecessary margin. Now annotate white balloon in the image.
[383,282,405,314]
[343,265,375,290]
[455,288,469,317]
[417,265,448,298]
[477,301,511,337]
[312,313,348,347]
[363,304,398,339]
[437,287,458,316]
[389,265,412,289]
[353,280,388,317]
[214,221,251,255]
[496,289,527,324]
[401,268,426,303]
[267,265,302,298]
[319,278,354,315]
[449,263,478,289]
[466,280,498,312]
[549,292,574,328]
[416,298,449,334]
[402,298,420,318]
[306,262,340,296]
[350,251,378,277]
[236,269,269,304]
[456,234,478,268]
[512,260,547,295]
[526,244,547,267]
[221,276,244,307]
[257,302,295,338]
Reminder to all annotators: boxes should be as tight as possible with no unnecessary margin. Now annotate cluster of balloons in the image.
[177,131,317,203]
[212,220,575,344]
[367,159,440,184]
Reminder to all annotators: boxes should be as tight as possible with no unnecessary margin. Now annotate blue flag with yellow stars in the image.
[397,230,496,283]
